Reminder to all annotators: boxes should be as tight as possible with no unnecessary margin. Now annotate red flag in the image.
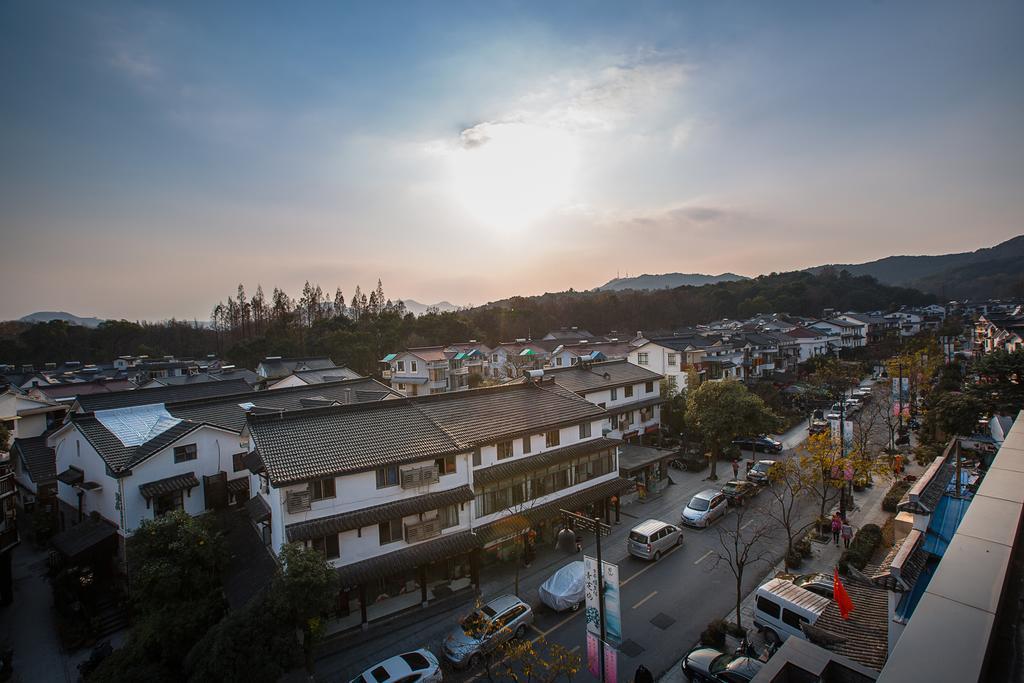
[834,568,854,620]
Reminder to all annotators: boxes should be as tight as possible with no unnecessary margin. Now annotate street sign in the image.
[585,556,622,645]
[586,633,618,683]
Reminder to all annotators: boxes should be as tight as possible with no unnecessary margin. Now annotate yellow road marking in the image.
[631,590,658,610]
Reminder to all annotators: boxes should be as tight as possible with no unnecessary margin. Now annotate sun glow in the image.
[449,122,578,230]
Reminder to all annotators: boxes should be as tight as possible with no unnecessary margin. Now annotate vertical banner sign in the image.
[829,417,854,448]
[587,632,600,678]
[603,642,618,683]
[584,556,623,646]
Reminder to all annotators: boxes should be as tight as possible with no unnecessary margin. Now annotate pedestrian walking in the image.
[831,513,842,546]
[634,664,654,683]
[841,521,854,549]
[732,458,740,479]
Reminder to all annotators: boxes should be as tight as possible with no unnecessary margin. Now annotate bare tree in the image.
[710,504,776,630]
[764,458,816,570]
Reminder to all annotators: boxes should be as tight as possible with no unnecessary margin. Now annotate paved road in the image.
[320,422,812,683]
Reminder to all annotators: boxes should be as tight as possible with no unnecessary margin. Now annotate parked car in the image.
[682,489,729,528]
[731,436,783,454]
[752,578,830,645]
[808,419,829,436]
[628,519,683,560]
[720,479,758,506]
[351,649,443,683]
[680,645,764,682]
[843,398,861,413]
[539,561,585,612]
[745,460,777,486]
[442,595,533,669]
[776,571,834,600]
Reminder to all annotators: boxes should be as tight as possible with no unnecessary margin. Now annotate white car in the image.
[539,560,585,611]
[351,649,443,683]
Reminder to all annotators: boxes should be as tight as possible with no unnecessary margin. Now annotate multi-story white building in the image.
[243,378,627,628]
[783,326,839,362]
[810,319,867,349]
[545,360,664,441]
[380,347,451,396]
[47,378,395,554]
[628,335,714,393]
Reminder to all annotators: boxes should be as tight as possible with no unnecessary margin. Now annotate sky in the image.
[1,1,1022,321]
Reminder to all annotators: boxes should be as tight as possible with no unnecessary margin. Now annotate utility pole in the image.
[561,509,612,683]
[838,392,847,518]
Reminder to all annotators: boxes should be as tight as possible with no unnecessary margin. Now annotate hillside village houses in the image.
[243,376,629,628]
[973,308,1024,354]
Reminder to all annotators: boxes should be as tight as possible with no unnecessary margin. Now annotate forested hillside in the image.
[0,270,934,375]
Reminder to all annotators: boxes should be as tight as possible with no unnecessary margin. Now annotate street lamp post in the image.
[561,509,611,683]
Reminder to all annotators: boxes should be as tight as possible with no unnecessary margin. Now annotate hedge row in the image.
[839,523,883,574]
[881,480,912,512]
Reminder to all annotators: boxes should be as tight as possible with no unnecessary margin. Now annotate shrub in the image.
[795,538,813,559]
[786,550,804,570]
[725,622,747,638]
[882,480,912,512]
[839,523,883,574]
[700,619,728,648]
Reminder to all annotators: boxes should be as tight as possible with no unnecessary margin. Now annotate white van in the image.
[752,578,831,644]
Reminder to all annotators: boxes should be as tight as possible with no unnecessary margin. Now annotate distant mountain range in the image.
[805,234,1024,300]
[597,272,749,291]
[401,299,461,316]
[18,311,105,328]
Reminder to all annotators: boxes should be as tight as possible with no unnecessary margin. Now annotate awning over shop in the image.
[473,438,621,486]
[337,529,479,588]
[618,444,675,472]
[391,376,429,384]
[475,477,633,546]
[245,495,272,524]
[381,353,398,362]
[606,396,664,416]
[57,467,84,486]
[138,472,200,500]
[286,485,475,542]
[51,517,117,559]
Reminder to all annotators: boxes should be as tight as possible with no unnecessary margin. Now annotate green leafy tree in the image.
[89,511,226,682]
[930,392,987,440]
[971,349,1024,414]
[687,380,780,480]
[270,543,339,675]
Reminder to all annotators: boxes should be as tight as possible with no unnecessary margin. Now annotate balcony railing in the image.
[0,473,14,499]
[405,517,441,543]
[401,464,440,489]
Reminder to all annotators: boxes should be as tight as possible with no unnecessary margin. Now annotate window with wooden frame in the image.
[173,444,197,463]
[497,441,513,460]
[545,430,560,448]
[375,466,400,489]
[310,533,340,560]
[310,477,336,501]
[624,385,634,398]
[232,452,246,473]
[579,422,592,439]
[434,455,456,475]
[379,518,403,544]
[522,436,532,454]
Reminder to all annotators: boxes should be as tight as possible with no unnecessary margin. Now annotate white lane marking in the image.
[570,645,580,653]
[741,519,754,530]
[694,550,713,565]
[631,590,658,610]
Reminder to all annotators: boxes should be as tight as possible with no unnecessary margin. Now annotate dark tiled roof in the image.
[257,357,337,378]
[12,437,56,484]
[807,579,890,672]
[51,517,118,558]
[138,472,200,499]
[285,485,474,542]
[545,359,663,395]
[148,369,262,388]
[871,529,929,592]
[248,380,608,485]
[73,414,203,473]
[246,495,272,523]
[474,438,621,486]
[277,367,362,385]
[337,530,479,588]
[76,379,253,412]
[606,396,664,416]
[168,378,396,433]
[57,467,84,485]
[475,477,633,545]
[898,448,956,514]
[415,380,606,445]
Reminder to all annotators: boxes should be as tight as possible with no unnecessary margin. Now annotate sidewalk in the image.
[657,455,924,683]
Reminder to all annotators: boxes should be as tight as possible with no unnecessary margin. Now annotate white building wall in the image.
[629,343,690,393]
[52,428,120,530]
[472,467,619,528]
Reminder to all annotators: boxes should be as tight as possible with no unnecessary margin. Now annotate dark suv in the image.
[732,436,783,454]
